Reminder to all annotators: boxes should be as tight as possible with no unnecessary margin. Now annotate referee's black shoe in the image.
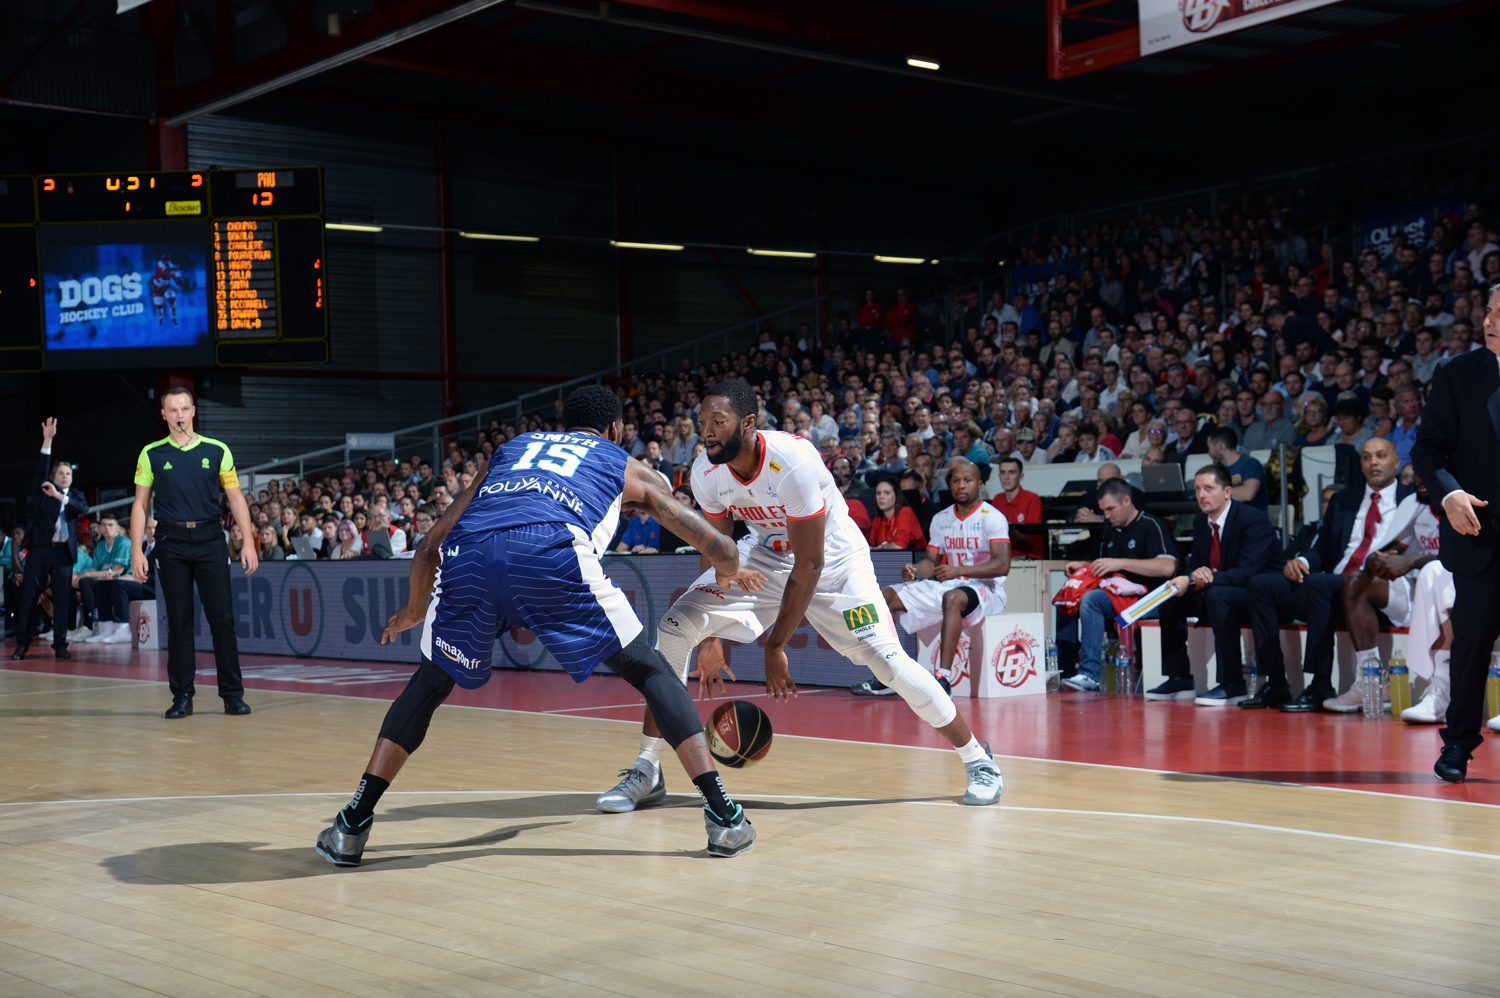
[223,697,252,715]
[165,695,193,719]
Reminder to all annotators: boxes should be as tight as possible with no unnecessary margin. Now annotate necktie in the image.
[1210,522,1221,572]
[1343,491,1382,575]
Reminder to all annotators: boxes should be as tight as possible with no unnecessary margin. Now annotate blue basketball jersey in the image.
[450,431,628,554]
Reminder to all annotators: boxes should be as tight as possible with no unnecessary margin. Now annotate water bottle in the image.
[1360,659,1382,718]
[1103,639,1119,693]
[1045,637,1060,693]
[1116,646,1133,698]
[1243,649,1258,701]
[1389,653,1410,720]
[1487,652,1500,722]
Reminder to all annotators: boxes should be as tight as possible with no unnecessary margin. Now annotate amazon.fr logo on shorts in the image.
[434,635,477,671]
[842,603,880,631]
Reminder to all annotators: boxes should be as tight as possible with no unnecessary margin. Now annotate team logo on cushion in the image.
[991,626,1040,688]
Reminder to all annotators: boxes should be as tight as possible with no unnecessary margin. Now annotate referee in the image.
[129,386,259,719]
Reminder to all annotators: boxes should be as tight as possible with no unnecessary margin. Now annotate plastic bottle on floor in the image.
[1243,650,1258,701]
[1388,653,1410,720]
[1045,636,1059,692]
[1487,652,1500,720]
[1361,658,1382,718]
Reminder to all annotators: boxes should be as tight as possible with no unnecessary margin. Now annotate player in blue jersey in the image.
[316,386,763,865]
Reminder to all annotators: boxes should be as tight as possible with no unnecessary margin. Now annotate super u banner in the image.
[1141,0,1349,57]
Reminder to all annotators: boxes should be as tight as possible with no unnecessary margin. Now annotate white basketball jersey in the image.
[1381,493,1441,558]
[926,502,1011,587]
[692,431,866,568]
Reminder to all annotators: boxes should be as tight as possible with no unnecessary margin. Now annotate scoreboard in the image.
[0,167,328,371]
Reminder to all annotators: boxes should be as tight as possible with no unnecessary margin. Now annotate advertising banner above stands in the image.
[1140,0,1348,57]
[1008,257,1082,300]
[1358,197,1465,254]
[163,553,919,687]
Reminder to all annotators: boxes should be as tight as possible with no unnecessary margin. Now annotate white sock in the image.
[636,735,664,769]
[955,736,989,765]
[1433,651,1450,680]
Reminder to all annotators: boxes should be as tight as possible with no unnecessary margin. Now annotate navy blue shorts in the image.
[420,523,644,689]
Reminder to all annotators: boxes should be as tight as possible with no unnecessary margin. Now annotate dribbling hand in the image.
[381,604,426,644]
[764,645,798,702]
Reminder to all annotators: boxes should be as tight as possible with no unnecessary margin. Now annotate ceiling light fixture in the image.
[460,231,540,242]
[747,248,816,259]
[906,57,940,71]
[611,240,684,251]
[873,255,926,265]
[326,222,383,233]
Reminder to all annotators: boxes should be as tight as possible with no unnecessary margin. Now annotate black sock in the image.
[340,773,389,829]
[692,771,738,824]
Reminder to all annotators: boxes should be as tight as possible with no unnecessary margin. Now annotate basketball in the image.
[707,700,773,768]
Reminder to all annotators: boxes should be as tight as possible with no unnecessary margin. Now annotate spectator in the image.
[1242,391,1298,452]
[1296,396,1338,447]
[1165,411,1207,464]
[258,525,286,561]
[1015,427,1048,464]
[70,512,132,643]
[1204,426,1267,511]
[329,520,363,560]
[991,457,1043,560]
[866,479,925,551]
[616,510,661,554]
[1384,385,1423,466]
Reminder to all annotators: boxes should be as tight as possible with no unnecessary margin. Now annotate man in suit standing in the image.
[1411,284,1500,781]
[11,418,89,660]
[1149,463,1281,704]
[1244,437,1410,711]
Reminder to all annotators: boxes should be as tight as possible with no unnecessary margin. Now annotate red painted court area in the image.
[6,644,1497,806]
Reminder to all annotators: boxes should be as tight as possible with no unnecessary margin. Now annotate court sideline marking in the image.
[0,789,1495,864]
[3,665,1497,812]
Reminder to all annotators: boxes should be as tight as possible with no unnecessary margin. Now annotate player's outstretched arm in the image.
[623,463,758,587]
[382,476,479,643]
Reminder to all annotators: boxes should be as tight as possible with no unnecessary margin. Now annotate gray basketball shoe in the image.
[705,805,755,857]
[315,812,371,867]
[596,762,666,813]
[963,748,1004,806]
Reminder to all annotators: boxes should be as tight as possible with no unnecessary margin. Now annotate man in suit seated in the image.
[1149,463,1281,704]
[1243,437,1411,711]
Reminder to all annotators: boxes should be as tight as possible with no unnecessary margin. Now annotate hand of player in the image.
[901,561,918,582]
[1283,558,1309,583]
[692,638,736,700]
[132,551,150,583]
[1443,490,1487,537]
[764,644,798,702]
[40,481,61,501]
[41,417,56,445]
[716,567,767,592]
[934,563,960,582]
[1371,552,1416,580]
[1190,566,1215,588]
[240,541,259,577]
[381,603,427,643]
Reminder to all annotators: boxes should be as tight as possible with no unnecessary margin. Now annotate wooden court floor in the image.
[2,667,1499,997]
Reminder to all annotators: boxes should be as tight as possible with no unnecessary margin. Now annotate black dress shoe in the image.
[1435,744,1471,783]
[1277,688,1333,713]
[165,696,193,719]
[10,646,26,660]
[53,648,71,660]
[223,697,252,715]
[1239,685,1293,709]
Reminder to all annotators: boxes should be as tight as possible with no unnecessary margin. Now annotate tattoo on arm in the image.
[644,484,735,563]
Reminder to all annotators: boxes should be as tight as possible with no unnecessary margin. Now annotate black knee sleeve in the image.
[953,586,981,617]
[606,628,704,749]
[379,657,455,754]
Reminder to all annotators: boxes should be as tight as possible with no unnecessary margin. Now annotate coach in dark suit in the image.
[1152,462,1281,703]
[11,418,89,660]
[1411,289,1500,781]
[1244,437,1411,712]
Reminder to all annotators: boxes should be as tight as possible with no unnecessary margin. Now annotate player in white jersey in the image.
[877,460,1010,692]
[1329,479,1444,714]
[596,380,1003,812]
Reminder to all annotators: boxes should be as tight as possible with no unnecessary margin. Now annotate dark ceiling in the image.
[1,0,1496,255]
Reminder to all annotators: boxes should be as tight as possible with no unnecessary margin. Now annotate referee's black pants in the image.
[16,543,73,651]
[157,523,242,700]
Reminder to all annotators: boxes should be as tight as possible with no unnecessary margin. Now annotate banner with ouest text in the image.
[1141,0,1348,58]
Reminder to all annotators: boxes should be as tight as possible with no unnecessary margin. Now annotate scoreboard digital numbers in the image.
[0,166,327,372]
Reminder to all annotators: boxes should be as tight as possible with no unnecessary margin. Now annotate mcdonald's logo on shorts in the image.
[842,603,880,631]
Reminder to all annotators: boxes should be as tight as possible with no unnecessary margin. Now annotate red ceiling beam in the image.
[158,0,506,125]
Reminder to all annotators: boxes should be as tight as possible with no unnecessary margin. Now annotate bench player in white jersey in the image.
[1330,475,1444,714]
[596,380,1003,813]
[878,459,1010,693]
